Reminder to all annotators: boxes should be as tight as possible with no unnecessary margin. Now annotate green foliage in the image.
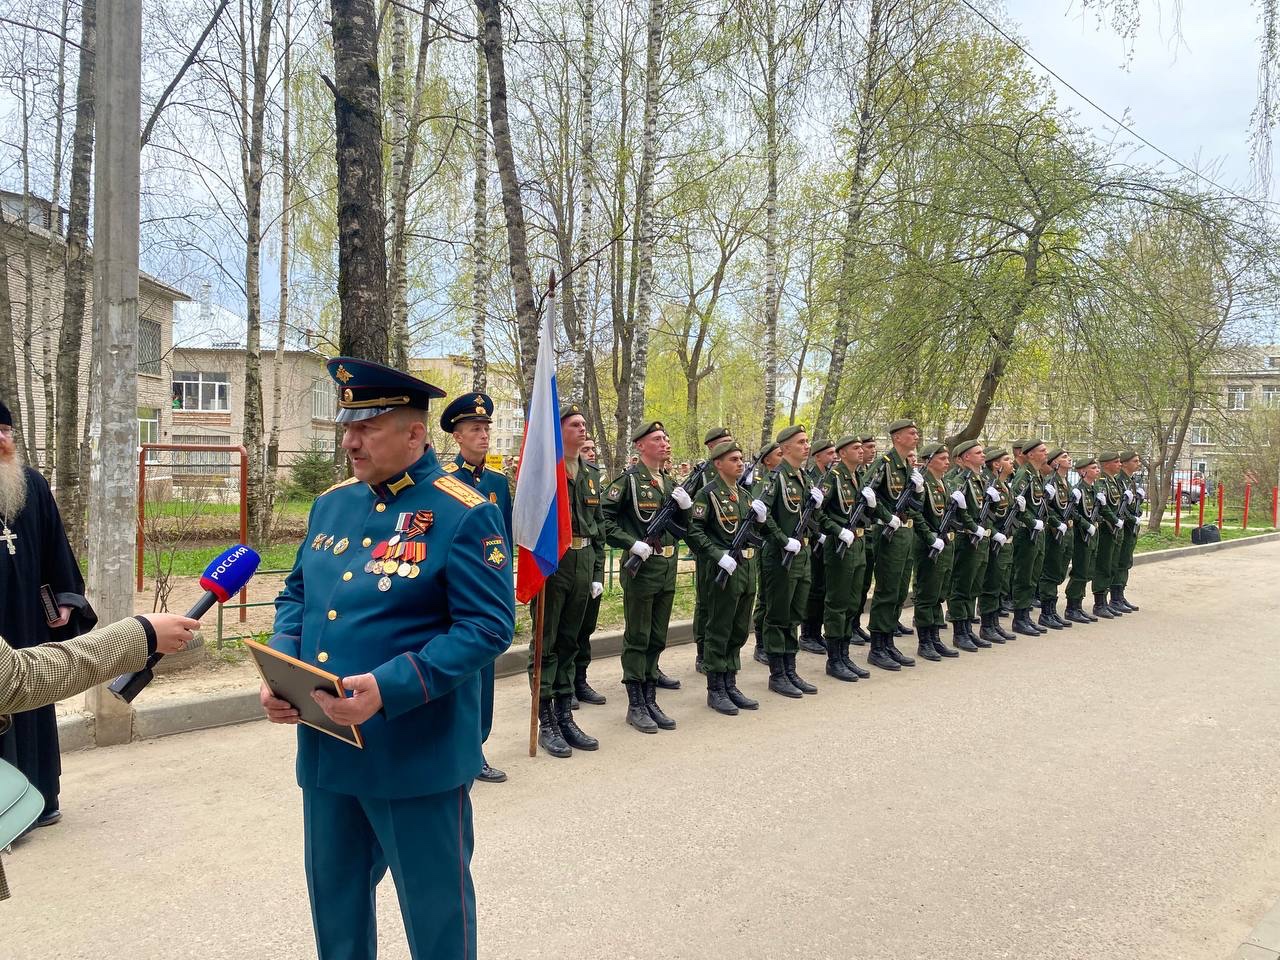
[282,445,338,500]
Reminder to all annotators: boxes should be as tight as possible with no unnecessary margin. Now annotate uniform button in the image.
[327,610,337,621]
[362,537,372,547]
[317,652,329,663]
[343,572,353,581]
[375,503,387,513]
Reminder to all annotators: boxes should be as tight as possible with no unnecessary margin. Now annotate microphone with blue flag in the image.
[109,544,261,703]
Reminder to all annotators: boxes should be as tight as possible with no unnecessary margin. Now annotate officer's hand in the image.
[817,533,827,545]
[260,683,299,724]
[590,581,603,599]
[861,486,877,508]
[1015,494,1026,511]
[887,515,902,530]
[975,525,988,539]
[1044,482,1056,497]
[1124,488,1135,502]
[717,554,738,576]
[950,489,966,508]
[931,537,945,553]
[986,485,999,500]
[1097,490,1107,504]
[809,486,824,506]
[1071,487,1082,502]
[1033,519,1044,532]
[629,540,653,561]
[993,532,1007,546]
[1137,485,1146,498]
[838,528,855,546]
[1087,523,1097,536]
[1057,522,1067,535]
[750,499,767,522]
[671,486,693,510]
[910,469,924,492]
[784,537,801,554]
[313,673,383,726]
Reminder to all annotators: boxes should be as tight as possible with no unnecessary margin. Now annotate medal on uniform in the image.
[408,510,433,538]
[333,538,349,555]
[396,512,414,534]
[397,562,411,577]
[388,534,401,547]
[372,540,389,559]
[323,535,335,550]
[377,575,392,592]
[312,533,324,550]
[364,560,376,574]
[382,559,398,575]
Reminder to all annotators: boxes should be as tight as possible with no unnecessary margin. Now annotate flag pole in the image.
[528,585,545,757]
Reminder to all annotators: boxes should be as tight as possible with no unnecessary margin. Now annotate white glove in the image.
[887,515,903,531]
[717,554,738,576]
[931,537,945,553]
[1097,490,1107,504]
[1044,482,1056,497]
[1137,485,1146,498]
[1124,488,1135,503]
[671,486,693,510]
[784,537,801,554]
[1087,523,1097,536]
[1033,519,1044,532]
[816,533,826,545]
[1071,487,1082,502]
[993,532,1008,546]
[809,486,824,506]
[986,485,999,500]
[975,525,988,539]
[1015,494,1026,511]
[629,540,653,561]
[838,528,855,546]
[1057,522,1067,536]
[950,489,967,508]
[590,581,603,599]
[750,499,767,522]
[861,487,877,508]
[910,469,924,492]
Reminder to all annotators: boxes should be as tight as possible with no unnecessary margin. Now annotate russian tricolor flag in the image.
[512,284,572,604]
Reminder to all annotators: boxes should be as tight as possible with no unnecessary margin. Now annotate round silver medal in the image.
[377,575,392,592]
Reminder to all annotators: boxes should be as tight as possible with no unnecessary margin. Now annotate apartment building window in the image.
[137,407,161,446]
[138,318,162,376]
[1227,385,1250,411]
[311,378,336,421]
[1263,386,1280,409]
[173,371,230,411]
[1188,424,1210,445]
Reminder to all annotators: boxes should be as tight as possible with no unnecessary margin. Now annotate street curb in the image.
[1234,895,1280,959]
[56,532,1280,750]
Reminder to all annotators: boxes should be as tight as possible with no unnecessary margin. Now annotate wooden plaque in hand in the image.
[245,640,364,748]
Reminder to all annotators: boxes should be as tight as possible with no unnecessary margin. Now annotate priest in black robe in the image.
[0,399,96,827]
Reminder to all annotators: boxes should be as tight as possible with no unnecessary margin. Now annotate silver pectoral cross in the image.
[0,524,16,556]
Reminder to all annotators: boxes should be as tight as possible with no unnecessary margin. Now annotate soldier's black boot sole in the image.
[1012,610,1042,636]
[916,625,942,661]
[826,648,860,680]
[967,618,992,647]
[953,621,978,652]
[574,667,607,705]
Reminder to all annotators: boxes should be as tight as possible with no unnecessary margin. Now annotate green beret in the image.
[887,418,916,435]
[632,420,666,443]
[858,434,875,444]
[709,440,741,461]
[810,438,834,455]
[984,447,1008,463]
[1119,449,1139,462]
[559,403,585,422]
[1011,439,1027,452]
[1098,451,1120,463]
[1076,456,1098,468]
[835,435,861,452]
[920,442,946,461]
[775,424,805,444]
[1045,447,1065,465]
[951,439,980,459]
[1021,438,1045,455]
[759,441,780,459]
[704,426,730,446]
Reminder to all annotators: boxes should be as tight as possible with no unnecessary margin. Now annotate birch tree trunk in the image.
[19,81,38,467]
[267,0,293,523]
[42,0,70,480]
[759,0,779,444]
[566,0,596,403]
[471,21,489,392]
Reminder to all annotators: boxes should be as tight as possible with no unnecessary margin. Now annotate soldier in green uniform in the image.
[759,425,822,697]
[570,437,608,709]
[691,426,733,675]
[1035,448,1075,631]
[816,436,875,681]
[978,448,1016,644]
[865,419,926,671]
[1091,452,1126,619]
[800,438,837,655]
[1000,440,1028,614]
[527,404,605,757]
[1063,456,1102,624]
[911,443,970,660]
[603,421,690,733]
[945,439,994,651]
[851,434,878,645]
[687,441,765,714]
[1111,451,1144,612]
[749,441,783,665]
[1009,439,1050,636]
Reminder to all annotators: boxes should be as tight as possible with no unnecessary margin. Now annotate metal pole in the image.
[528,587,545,758]
[239,447,249,621]
[136,446,146,592]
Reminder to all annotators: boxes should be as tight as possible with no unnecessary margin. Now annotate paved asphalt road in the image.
[4,541,1280,960]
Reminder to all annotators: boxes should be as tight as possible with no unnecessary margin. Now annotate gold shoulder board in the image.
[435,474,486,508]
[318,477,360,498]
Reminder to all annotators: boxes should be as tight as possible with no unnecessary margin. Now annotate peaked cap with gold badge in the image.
[328,356,446,424]
[439,392,494,433]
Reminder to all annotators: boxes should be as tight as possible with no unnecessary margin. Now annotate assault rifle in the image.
[1030,479,1049,543]
[834,496,869,558]
[737,450,767,490]
[880,481,919,542]
[926,492,964,560]
[782,484,822,570]
[995,475,1033,552]
[715,510,766,588]
[1055,486,1078,541]
[622,459,710,576]
[969,482,995,545]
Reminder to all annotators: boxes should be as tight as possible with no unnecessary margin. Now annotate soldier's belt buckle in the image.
[660,546,675,558]
[1066,520,1073,528]
[741,548,756,559]
[569,536,592,549]
[904,519,913,528]
[947,532,955,541]
[854,529,863,538]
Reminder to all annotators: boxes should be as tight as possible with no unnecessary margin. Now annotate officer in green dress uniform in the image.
[799,438,837,656]
[603,420,690,733]
[977,448,1016,644]
[1092,452,1126,619]
[759,424,822,697]
[691,426,733,675]
[865,419,926,671]
[1009,439,1050,636]
[525,404,604,757]
[570,436,608,708]
[945,439,994,651]
[687,441,765,714]
[439,392,510,782]
[1035,448,1075,631]
[749,441,783,665]
[1111,451,1144,612]
[851,434,878,645]
[1063,456,1102,624]
[911,442,970,660]
[1000,439,1028,614]
[262,357,515,960]
[816,435,874,681]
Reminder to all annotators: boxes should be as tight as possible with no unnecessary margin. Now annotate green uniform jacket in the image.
[866,450,927,528]
[1096,473,1122,530]
[762,460,813,544]
[983,469,1012,528]
[570,458,606,582]
[603,462,687,560]
[944,466,984,535]
[818,461,868,537]
[1073,477,1101,533]
[1010,465,1046,530]
[688,476,759,570]
[916,471,967,544]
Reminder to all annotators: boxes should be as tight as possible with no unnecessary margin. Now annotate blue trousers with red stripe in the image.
[303,783,476,960]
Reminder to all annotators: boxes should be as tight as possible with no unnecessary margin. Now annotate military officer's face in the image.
[716,450,744,483]
[927,451,949,475]
[838,444,860,470]
[1026,445,1048,468]
[892,427,918,451]
[763,449,783,471]
[1083,464,1101,482]
[993,454,1014,476]
[1102,461,1121,476]
[816,448,837,470]
[562,414,587,452]
[1121,456,1140,475]
[453,420,490,464]
[581,439,597,463]
[960,447,984,471]
[1056,455,1073,476]
[861,441,876,462]
[342,409,427,483]
[635,431,668,466]
[781,432,809,465]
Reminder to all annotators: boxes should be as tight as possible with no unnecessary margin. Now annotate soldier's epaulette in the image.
[318,477,359,498]
[442,462,460,473]
[435,474,486,507]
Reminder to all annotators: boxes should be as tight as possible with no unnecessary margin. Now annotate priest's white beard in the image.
[0,444,28,521]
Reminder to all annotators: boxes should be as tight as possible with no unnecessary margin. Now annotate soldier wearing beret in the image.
[1008,439,1050,636]
[1091,452,1127,619]
[526,404,605,757]
[691,426,734,675]
[570,436,608,708]
[603,420,690,732]
[749,441,784,665]
[907,443,964,660]
[815,436,874,681]
[1035,448,1075,630]
[758,424,822,696]
[687,441,764,714]
[439,392,510,781]
[1000,439,1028,614]
[1063,456,1102,624]
[1111,451,1144,612]
[850,434,878,645]
[945,439,994,651]
[799,438,838,657]
[977,448,1017,644]
[263,357,515,960]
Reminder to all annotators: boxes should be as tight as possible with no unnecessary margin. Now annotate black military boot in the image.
[624,681,658,734]
[538,698,572,757]
[1064,599,1092,624]
[655,667,681,689]
[867,633,901,671]
[1113,586,1137,612]
[643,681,677,729]
[570,694,580,710]
[1037,601,1064,631]
[851,618,871,645]
[978,612,1004,645]
[1092,592,1116,619]
[1122,590,1139,612]
[1079,600,1099,622]
[706,673,739,715]
[798,619,826,655]
[994,613,1017,641]
[952,620,978,652]
[885,636,916,667]
[931,625,959,658]
[767,653,803,697]
[1049,600,1072,628]
[826,641,860,680]
[574,666,607,706]
[916,625,942,661]
[965,618,991,648]
[695,640,706,675]
[725,670,759,710]
[753,629,769,665]
[1012,609,1041,636]
[842,639,871,677]
[895,621,914,636]
[999,596,1014,615]
[555,695,599,750]
[784,652,818,693]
